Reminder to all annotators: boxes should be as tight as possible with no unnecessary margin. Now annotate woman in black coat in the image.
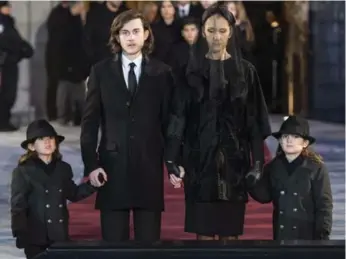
[151,0,181,65]
[165,3,271,240]
[11,120,96,259]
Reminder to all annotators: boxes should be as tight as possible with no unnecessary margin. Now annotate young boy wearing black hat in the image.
[10,119,96,259]
[250,115,333,240]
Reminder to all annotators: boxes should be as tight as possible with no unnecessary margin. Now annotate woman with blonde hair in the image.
[141,1,159,24]
[225,1,256,63]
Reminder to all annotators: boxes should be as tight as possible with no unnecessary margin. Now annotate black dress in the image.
[165,57,271,237]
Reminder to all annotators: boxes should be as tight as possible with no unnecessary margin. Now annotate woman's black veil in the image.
[186,1,247,101]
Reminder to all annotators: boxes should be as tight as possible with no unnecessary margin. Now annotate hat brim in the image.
[21,135,65,149]
[271,132,315,144]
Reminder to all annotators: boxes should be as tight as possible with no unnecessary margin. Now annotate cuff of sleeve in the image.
[165,137,182,163]
[84,162,100,177]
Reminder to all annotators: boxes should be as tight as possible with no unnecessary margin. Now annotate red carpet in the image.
[69,145,273,240]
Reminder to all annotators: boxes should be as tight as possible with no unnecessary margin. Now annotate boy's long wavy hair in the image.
[18,146,62,165]
[276,144,324,164]
[276,145,324,165]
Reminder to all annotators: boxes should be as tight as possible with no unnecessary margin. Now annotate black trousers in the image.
[24,244,48,259]
[100,209,161,242]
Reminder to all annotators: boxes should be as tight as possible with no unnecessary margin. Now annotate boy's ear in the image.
[144,29,149,41]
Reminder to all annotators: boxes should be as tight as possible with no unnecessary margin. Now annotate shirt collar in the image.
[122,53,143,69]
[180,4,190,12]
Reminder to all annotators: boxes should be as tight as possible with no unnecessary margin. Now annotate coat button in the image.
[279,211,283,214]
[46,204,50,208]
[129,135,134,139]
[59,189,62,192]
[59,204,63,208]
[59,219,64,223]
[280,190,285,195]
[45,190,49,194]
[47,219,52,223]
[280,225,284,229]
[126,101,130,107]
[293,208,297,212]
[292,226,297,230]
[293,192,298,196]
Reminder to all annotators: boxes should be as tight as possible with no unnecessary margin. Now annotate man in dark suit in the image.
[80,9,175,242]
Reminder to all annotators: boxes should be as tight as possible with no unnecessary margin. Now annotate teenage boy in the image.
[80,10,175,242]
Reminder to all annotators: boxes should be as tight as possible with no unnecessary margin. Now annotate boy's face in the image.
[182,24,199,44]
[118,18,149,56]
[0,5,11,15]
[279,134,309,155]
[28,137,57,156]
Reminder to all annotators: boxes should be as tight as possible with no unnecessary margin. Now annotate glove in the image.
[166,161,184,178]
[245,160,262,189]
[14,230,29,248]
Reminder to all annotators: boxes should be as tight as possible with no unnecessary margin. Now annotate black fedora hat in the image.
[272,115,315,144]
[21,120,65,149]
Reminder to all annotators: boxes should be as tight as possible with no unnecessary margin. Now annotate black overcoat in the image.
[249,156,333,240]
[165,58,271,203]
[80,54,174,211]
[11,158,95,247]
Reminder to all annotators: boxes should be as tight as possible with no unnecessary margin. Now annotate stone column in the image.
[10,1,56,125]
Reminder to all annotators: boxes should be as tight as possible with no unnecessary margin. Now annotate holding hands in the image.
[166,161,185,188]
[89,168,108,187]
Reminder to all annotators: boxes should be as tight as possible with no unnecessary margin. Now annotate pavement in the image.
[0,115,344,258]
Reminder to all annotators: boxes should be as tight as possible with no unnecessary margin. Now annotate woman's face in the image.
[203,14,232,53]
[144,3,158,22]
[227,2,237,19]
[200,1,218,9]
[161,1,175,20]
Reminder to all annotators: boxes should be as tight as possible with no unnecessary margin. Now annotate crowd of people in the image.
[4,1,333,259]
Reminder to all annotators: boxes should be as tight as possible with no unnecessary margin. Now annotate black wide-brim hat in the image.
[21,119,65,149]
[271,115,315,144]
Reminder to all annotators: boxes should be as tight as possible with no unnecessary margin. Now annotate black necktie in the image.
[128,62,137,96]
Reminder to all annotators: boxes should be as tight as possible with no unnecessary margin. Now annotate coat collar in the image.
[113,52,155,76]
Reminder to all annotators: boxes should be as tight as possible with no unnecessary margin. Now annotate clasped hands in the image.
[88,163,186,189]
[89,168,108,187]
[166,161,185,188]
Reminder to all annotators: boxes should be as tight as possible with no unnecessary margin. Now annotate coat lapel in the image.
[111,53,130,95]
[132,55,154,103]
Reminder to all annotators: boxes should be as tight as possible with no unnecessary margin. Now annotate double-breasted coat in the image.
[249,155,333,240]
[80,54,174,211]
[10,158,95,247]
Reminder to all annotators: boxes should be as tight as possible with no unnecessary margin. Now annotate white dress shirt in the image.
[122,54,142,88]
[179,4,190,18]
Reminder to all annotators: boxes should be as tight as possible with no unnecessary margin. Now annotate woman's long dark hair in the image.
[186,2,247,101]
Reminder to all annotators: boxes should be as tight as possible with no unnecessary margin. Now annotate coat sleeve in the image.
[312,163,333,239]
[80,66,101,175]
[164,84,190,163]
[246,64,272,168]
[160,69,176,138]
[248,163,273,204]
[10,167,30,237]
[64,164,96,202]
